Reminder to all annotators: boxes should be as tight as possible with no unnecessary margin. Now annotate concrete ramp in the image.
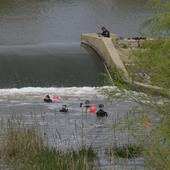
[81,33,170,98]
[81,33,129,78]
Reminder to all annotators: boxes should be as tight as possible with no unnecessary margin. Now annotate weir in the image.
[81,33,170,97]
[0,44,106,88]
[81,33,129,79]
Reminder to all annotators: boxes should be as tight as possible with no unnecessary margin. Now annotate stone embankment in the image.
[81,33,129,79]
[81,33,170,97]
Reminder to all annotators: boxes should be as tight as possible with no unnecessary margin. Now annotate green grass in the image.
[0,127,98,170]
[103,64,130,89]
[143,114,170,170]
[128,39,170,89]
[117,102,170,170]
[106,144,143,159]
[13,147,97,170]
[121,0,170,166]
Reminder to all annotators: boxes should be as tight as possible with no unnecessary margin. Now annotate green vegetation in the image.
[0,126,97,170]
[1,1,170,170]
[128,39,170,89]
[136,103,170,170]
[109,99,170,169]
[142,0,170,37]
[107,0,170,163]
[143,114,170,170]
[125,0,170,90]
[106,144,143,159]
[88,0,170,169]
[104,65,130,90]
[108,66,126,87]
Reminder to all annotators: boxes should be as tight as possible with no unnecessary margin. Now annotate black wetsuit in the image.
[96,109,108,117]
[84,100,90,108]
[59,108,68,113]
[44,98,52,103]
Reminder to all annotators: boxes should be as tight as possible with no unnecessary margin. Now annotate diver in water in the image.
[96,104,108,117]
[80,100,90,113]
[44,95,52,103]
[80,100,90,108]
[85,100,90,108]
[59,105,68,113]
[80,102,83,107]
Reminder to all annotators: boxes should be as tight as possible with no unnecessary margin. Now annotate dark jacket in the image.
[96,109,108,117]
[44,98,52,103]
[101,27,110,38]
[60,105,68,112]
[59,108,68,112]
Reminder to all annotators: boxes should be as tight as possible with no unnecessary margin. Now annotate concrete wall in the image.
[81,33,129,78]
[81,33,170,98]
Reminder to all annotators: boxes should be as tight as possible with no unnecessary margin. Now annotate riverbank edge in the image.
[81,33,170,98]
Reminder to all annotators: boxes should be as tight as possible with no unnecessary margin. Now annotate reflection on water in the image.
[0,0,150,45]
[0,44,106,88]
[0,0,151,87]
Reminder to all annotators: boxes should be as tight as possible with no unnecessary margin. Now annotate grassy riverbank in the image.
[0,126,97,170]
[1,104,169,170]
[0,120,145,170]
[106,27,170,170]
[127,39,170,90]
[107,41,170,169]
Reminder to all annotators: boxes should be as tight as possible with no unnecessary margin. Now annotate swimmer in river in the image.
[59,104,68,113]
[96,104,108,117]
[44,95,52,103]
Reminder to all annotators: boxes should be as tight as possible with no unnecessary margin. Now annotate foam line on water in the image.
[0,86,116,97]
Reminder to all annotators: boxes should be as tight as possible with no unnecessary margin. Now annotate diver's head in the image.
[85,100,90,104]
[99,104,104,108]
[46,95,50,98]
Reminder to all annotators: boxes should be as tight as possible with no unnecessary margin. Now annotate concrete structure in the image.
[132,81,170,98]
[81,33,170,98]
[81,33,129,79]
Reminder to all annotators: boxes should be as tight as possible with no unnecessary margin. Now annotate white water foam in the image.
[0,86,152,105]
[0,86,115,97]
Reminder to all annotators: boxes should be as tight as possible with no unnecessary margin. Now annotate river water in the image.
[0,0,150,169]
[0,0,150,88]
[0,0,149,45]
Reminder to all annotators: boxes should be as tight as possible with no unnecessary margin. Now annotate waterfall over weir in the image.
[0,44,106,88]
